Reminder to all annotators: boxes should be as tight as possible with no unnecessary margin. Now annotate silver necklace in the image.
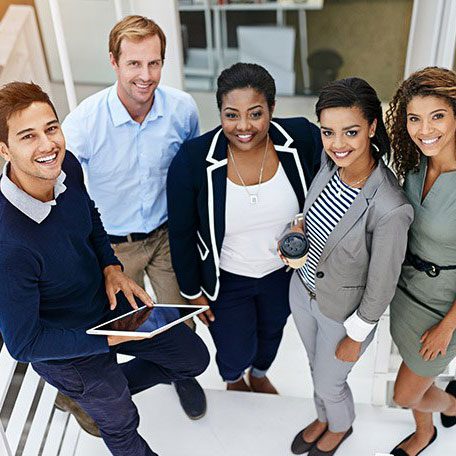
[228,135,269,204]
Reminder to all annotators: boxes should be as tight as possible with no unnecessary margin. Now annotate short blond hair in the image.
[109,15,166,62]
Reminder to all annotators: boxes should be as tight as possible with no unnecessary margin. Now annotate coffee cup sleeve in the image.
[286,253,308,269]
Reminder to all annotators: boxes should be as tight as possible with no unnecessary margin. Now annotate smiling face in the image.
[0,102,65,188]
[110,34,163,111]
[406,95,456,159]
[220,87,273,152]
[319,106,376,170]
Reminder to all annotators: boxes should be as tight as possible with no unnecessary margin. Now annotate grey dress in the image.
[391,158,456,376]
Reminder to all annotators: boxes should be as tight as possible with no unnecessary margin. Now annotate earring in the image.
[372,143,380,152]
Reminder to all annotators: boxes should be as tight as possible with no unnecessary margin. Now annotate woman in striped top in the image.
[287,78,413,456]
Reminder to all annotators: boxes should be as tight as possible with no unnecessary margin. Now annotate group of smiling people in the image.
[166,63,456,456]
[0,19,455,454]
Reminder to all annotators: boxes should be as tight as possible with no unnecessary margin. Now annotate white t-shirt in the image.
[219,163,299,278]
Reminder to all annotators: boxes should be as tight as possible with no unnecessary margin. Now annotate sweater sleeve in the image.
[69,152,122,270]
[0,246,109,363]
[167,143,204,299]
[87,196,123,270]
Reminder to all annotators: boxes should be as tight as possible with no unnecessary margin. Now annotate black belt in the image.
[297,272,316,299]
[405,250,456,278]
[109,222,167,244]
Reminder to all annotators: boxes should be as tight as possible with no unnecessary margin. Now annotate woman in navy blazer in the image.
[167,63,321,393]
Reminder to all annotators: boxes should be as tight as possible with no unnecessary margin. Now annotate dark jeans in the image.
[209,267,291,381]
[32,323,209,456]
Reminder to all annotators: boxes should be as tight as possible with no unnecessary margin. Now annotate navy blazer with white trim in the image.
[167,117,322,301]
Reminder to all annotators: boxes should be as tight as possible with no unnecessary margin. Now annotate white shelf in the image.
[212,1,324,12]
[179,4,210,12]
[179,1,325,92]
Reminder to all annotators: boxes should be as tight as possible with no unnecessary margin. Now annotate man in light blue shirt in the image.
[62,15,206,420]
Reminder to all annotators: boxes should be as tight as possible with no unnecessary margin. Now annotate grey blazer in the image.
[303,155,414,324]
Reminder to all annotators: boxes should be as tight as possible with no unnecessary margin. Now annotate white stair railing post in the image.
[48,0,77,111]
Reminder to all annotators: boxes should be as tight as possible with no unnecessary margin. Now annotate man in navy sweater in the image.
[0,82,209,456]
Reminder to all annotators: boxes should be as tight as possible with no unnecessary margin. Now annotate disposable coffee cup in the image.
[279,232,310,269]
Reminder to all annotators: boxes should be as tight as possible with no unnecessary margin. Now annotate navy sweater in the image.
[0,152,121,363]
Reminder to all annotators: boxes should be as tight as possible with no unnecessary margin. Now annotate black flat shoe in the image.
[390,426,437,456]
[291,422,327,455]
[441,380,456,428]
[308,427,353,456]
[173,378,207,420]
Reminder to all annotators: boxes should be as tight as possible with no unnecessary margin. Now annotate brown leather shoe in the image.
[55,392,101,437]
[248,371,278,394]
[226,377,251,392]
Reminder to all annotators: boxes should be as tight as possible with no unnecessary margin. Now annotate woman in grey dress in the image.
[387,67,456,456]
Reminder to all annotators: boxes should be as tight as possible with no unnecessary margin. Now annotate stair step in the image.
[75,385,456,456]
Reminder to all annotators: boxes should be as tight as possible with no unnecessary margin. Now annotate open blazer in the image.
[167,117,322,301]
[303,153,414,325]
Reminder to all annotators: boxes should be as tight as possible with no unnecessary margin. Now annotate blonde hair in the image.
[109,15,166,62]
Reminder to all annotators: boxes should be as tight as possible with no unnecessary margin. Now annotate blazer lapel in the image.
[269,120,308,208]
[303,156,334,215]
[318,162,386,263]
[205,128,227,270]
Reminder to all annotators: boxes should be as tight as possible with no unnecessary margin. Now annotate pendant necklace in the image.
[337,165,374,198]
[228,135,269,204]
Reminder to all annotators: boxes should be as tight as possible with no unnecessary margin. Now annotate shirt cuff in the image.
[343,312,376,342]
[180,289,203,300]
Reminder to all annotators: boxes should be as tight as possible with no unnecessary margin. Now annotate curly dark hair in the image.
[386,66,456,179]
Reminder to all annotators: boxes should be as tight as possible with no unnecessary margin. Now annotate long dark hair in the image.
[316,77,390,166]
[216,63,276,111]
[386,66,456,179]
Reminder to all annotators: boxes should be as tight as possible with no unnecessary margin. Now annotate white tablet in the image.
[86,304,209,338]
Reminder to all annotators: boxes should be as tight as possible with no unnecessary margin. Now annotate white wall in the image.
[405,0,456,76]
[35,0,183,90]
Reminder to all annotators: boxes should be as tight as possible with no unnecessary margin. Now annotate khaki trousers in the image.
[111,225,194,329]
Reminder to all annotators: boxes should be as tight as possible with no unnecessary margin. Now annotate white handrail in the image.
[114,0,123,21]
[48,0,77,111]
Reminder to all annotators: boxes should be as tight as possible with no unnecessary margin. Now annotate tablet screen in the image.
[95,305,179,333]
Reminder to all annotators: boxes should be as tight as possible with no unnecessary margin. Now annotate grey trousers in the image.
[289,273,375,432]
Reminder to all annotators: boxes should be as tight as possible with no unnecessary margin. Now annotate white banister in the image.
[48,0,77,111]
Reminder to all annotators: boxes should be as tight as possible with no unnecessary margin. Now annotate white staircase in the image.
[2,320,455,455]
[74,385,456,456]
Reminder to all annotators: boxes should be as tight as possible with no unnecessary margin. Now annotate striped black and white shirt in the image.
[298,170,361,291]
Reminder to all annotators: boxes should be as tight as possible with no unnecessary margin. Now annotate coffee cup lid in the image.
[279,232,309,259]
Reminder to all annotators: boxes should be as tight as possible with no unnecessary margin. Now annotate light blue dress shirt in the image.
[62,83,200,236]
